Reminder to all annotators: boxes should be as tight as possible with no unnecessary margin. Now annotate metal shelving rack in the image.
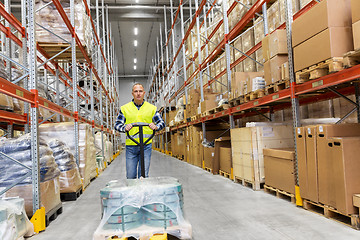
[0,0,120,216]
[148,0,360,204]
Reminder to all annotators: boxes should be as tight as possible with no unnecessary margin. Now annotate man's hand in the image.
[149,123,158,131]
[125,124,133,132]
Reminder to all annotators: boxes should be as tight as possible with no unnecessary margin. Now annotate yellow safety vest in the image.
[121,101,157,146]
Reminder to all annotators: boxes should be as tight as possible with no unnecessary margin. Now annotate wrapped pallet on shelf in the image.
[39,122,97,188]
[1,134,62,216]
[48,139,83,194]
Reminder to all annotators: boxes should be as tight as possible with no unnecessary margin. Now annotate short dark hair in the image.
[132,82,144,91]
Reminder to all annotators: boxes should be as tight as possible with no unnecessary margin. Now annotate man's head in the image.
[132,83,145,104]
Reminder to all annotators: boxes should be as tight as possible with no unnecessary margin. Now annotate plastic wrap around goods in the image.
[0,134,60,187]
[39,122,97,187]
[0,197,34,240]
[35,0,90,46]
[93,177,192,240]
[48,139,82,193]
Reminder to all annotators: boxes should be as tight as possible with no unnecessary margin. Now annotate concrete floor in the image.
[31,150,360,240]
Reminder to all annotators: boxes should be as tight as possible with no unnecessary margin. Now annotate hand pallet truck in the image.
[108,123,168,240]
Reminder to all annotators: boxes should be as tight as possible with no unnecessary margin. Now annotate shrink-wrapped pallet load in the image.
[35,0,92,57]
[0,134,61,216]
[48,139,82,193]
[0,198,34,239]
[39,122,97,188]
[93,177,192,240]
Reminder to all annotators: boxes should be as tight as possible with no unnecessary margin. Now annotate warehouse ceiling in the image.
[96,0,181,81]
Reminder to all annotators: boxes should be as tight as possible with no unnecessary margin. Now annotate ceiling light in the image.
[135,0,139,2]
[134,27,138,35]
[134,40,138,47]
[134,58,137,63]
[134,65,137,70]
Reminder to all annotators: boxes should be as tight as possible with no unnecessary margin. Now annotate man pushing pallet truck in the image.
[93,83,192,240]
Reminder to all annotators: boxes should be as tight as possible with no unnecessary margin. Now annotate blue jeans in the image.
[125,143,152,179]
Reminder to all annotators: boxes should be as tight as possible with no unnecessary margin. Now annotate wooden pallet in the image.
[234,176,264,191]
[229,96,244,107]
[264,185,295,204]
[219,170,231,179]
[37,42,90,61]
[244,90,265,102]
[204,167,213,173]
[302,200,360,230]
[343,49,360,68]
[295,57,344,84]
[265,80,290,95]
[60,187,83,201]
[45,202,63,227]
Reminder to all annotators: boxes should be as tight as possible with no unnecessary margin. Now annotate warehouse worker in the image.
[114,83,165,179]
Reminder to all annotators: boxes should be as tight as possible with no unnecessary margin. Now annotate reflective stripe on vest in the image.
[121,101,157,146]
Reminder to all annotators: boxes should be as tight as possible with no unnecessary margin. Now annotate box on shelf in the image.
[328,137,360,215]
[293,27,353,72]
[243,54,256,72]
[264,55,288,85]
[316,124,360,206]
[255,48,264,72]
[219,146,232,174]
[292,0,352,47]
[305,126,319,203]
[254,16,264,45]
[269,29,288,59]
[264,148,295,194]
[296,127,309,200]
[242,28,255,54]
[231,125,294,190]
[279,0,299,25]
[299,0,313,9]
[267,0,281,33]
[214,137,231,174]
[353,20,360,50]
[281,62,290,81]
[245,76,265,94]
[351,0,360,23]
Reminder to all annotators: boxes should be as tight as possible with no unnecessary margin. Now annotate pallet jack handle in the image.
[126,123,155,178]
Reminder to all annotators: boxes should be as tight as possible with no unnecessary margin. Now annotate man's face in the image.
[132,84,145,102]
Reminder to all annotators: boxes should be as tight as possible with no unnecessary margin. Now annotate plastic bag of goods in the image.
[39,122,97,188]
[0,197,34,240]
[93,177,192,240]
[48,139,83,193]
[0,134,61,216]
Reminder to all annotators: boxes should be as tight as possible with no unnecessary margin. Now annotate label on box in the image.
[262,127,274,138]
[308,128,311,134]
[211,153,214,157]
[319,126,323,132]
[297,128,301,134]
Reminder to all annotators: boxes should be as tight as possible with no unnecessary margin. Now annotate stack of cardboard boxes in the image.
[263,29,289,86]
[296,124,360,215]
[292,0,353,73]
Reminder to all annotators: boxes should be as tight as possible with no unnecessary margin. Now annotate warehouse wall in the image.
[117,78,148,143]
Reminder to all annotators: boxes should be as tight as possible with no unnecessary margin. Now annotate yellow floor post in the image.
[295,185,303,206]
[30,207,46,233]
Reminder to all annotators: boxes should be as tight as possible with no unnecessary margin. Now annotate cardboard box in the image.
[231,125,294,189]
[262,34,270,62]
[292,0,352,47]
[242,28,255,53]
[264,148,295,194]
[281,62,290,81]
[294,27,353,72]
[220,146,232,174]
[305,126,319,202]
[351,0,360,23]
[231,72,262,97]
[353,20,360,50]
[316,124,360,206]
[296,127,309,200]
[203,147,215,170]
[328,137,360,215]
[245,76,265,94]
[269,29,288,59]
[270,55,288,84]
[214,137,231,174]
[203,130,230,171]
[264,61,271,86]
[353,194,360,209]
